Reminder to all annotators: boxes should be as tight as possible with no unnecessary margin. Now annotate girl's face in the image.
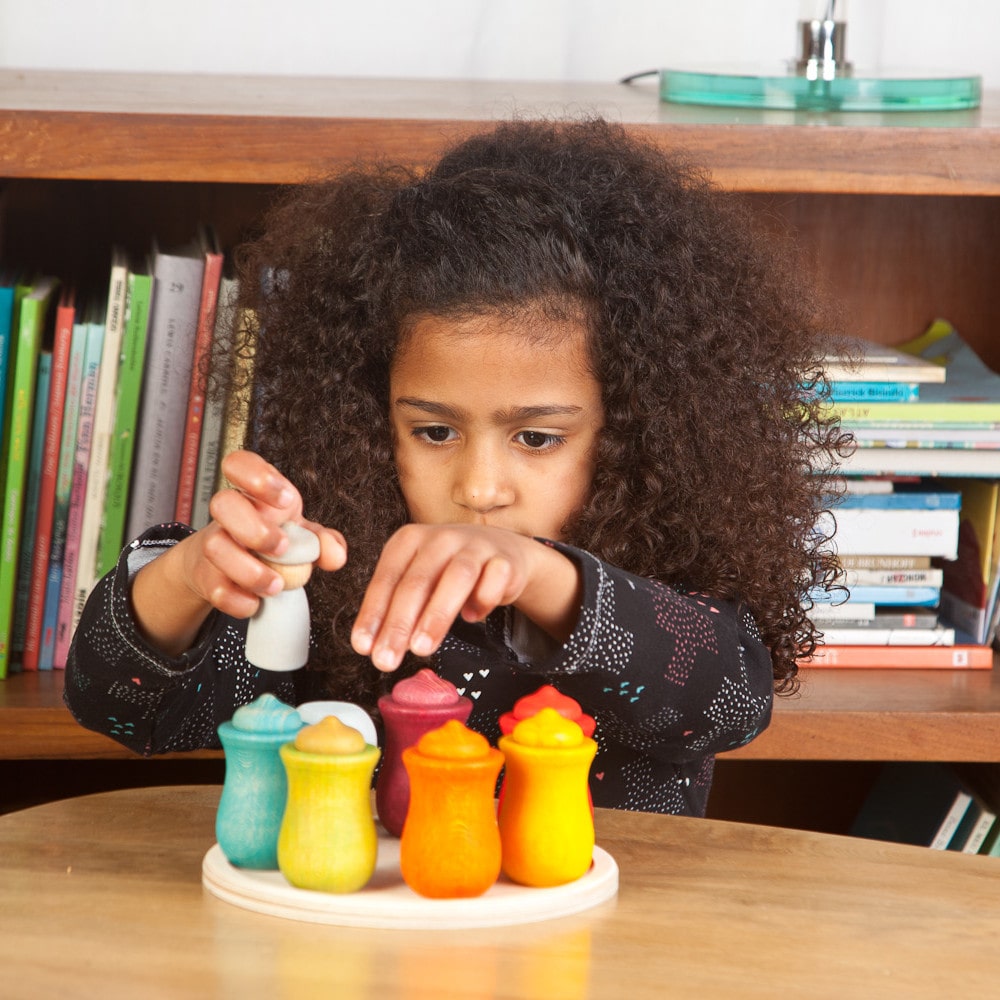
[389,311,604,542]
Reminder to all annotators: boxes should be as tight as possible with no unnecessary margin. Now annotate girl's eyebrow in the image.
[394,397,584,422]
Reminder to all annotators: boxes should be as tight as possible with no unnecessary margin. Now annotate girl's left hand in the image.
[350,524,575,672]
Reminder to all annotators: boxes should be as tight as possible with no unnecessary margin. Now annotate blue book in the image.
[0,281,15,450]
[837,491,961,510]
[830,381,919,403]
[811,584,941,607]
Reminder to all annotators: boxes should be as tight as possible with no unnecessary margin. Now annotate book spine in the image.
[192,277,237,529]
[836,492,961,510]
[805,644,993,668]
[11,352,52,663]
[21,297,74,670]
[53,321,103,670]
[930,791,973,850]
[72,260,128,634]
[828,585,941,607]
[126,252,205,540]
[830,381,919,402]
[818,508,960,559]
[836,554,931,570]
[962,806,997,854]
[0,284,16,447]
[175,250,223,525]
[818,626,955,646]
[97,271,152,576]
[38,318,88,671]
[0,279,54,677]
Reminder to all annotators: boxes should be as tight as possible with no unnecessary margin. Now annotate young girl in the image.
[65,118,847,816]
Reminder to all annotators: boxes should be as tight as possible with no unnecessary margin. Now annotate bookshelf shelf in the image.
[3,71,1000,823]
[3,664,1000,762]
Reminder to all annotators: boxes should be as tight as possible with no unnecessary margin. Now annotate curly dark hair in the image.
[229,117,849,708]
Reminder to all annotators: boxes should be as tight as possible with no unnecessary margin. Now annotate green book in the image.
[97,267,152,577]
[0,277,57,677]
[10,350,53,666]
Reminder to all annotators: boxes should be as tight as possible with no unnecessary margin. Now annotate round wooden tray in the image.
[202,832,618,929]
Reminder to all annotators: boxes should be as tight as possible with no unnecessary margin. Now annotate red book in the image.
[174,241,224,525]
[805,644,994,670]
[20,289,74,670]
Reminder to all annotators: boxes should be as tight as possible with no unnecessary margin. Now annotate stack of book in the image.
[830,322,1000,478]
[807,482,985,667]
[806,324,1000,669]
[0,236,244,677]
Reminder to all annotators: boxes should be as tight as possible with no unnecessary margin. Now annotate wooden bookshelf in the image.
[2,71,1000,822]
[4,664,1000,763]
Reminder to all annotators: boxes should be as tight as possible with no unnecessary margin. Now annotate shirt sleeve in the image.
[502,539,774,764]
[63,523,298,756]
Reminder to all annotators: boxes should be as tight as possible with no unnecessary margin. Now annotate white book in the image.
[819,625,955,646]
[838,445,1000,478]
[961,802,997,854]
[842,568,944,587]
[809,601,876,622]
[125,240,206,540]
[72,250,127,628]
[816,508,960,559]
[931,791,973,850]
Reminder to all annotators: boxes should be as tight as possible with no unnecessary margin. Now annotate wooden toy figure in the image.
[498,684,596,813]
[399,719,504,899]
[215,693,304,869]
[245,522,320,672]
[498,707,597,888]
[376,667,472,836]
[278,716,382,893]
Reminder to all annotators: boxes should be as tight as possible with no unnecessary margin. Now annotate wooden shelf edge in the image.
[2,72,999,194]
[4,666,1000,763]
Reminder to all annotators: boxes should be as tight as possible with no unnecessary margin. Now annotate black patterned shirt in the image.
[64,524,773,815]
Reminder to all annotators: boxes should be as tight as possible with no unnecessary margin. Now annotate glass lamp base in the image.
[660,65,981,112]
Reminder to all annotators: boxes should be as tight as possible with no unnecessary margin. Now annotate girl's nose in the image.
[453,445,514,514]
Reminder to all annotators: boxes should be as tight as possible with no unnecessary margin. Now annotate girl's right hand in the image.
[130,450,347,656]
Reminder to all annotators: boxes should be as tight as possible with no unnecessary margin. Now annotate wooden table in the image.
[2,786,1000,997]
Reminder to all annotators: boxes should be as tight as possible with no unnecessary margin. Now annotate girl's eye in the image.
[414,425,455,444]
[516,430,565,450]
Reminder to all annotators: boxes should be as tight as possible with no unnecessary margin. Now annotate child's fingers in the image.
[303,521,348,572]
[219,450,301,520]
[352,527,523,671]
[209,488,292,560]
[197,523,285,603]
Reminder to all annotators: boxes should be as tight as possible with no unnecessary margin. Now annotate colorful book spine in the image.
[21,292,75,670]
[72,253,128,636]
[0,277,56,678]
[53,319,104,670]
[191,276,237,530]
[175,244,223,526]
[0,280,16,448]
[97,268,152,575]
[805,644,992,669]
[836,491,961,510]
[830,381,919,403]
[11,351,52,666]
[38,315,87,670]
[814,585,941,607]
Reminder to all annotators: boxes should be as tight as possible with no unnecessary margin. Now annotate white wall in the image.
[1,1,996,90]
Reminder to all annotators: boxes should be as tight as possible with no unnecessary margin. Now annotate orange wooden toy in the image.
[399,719,504,899]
